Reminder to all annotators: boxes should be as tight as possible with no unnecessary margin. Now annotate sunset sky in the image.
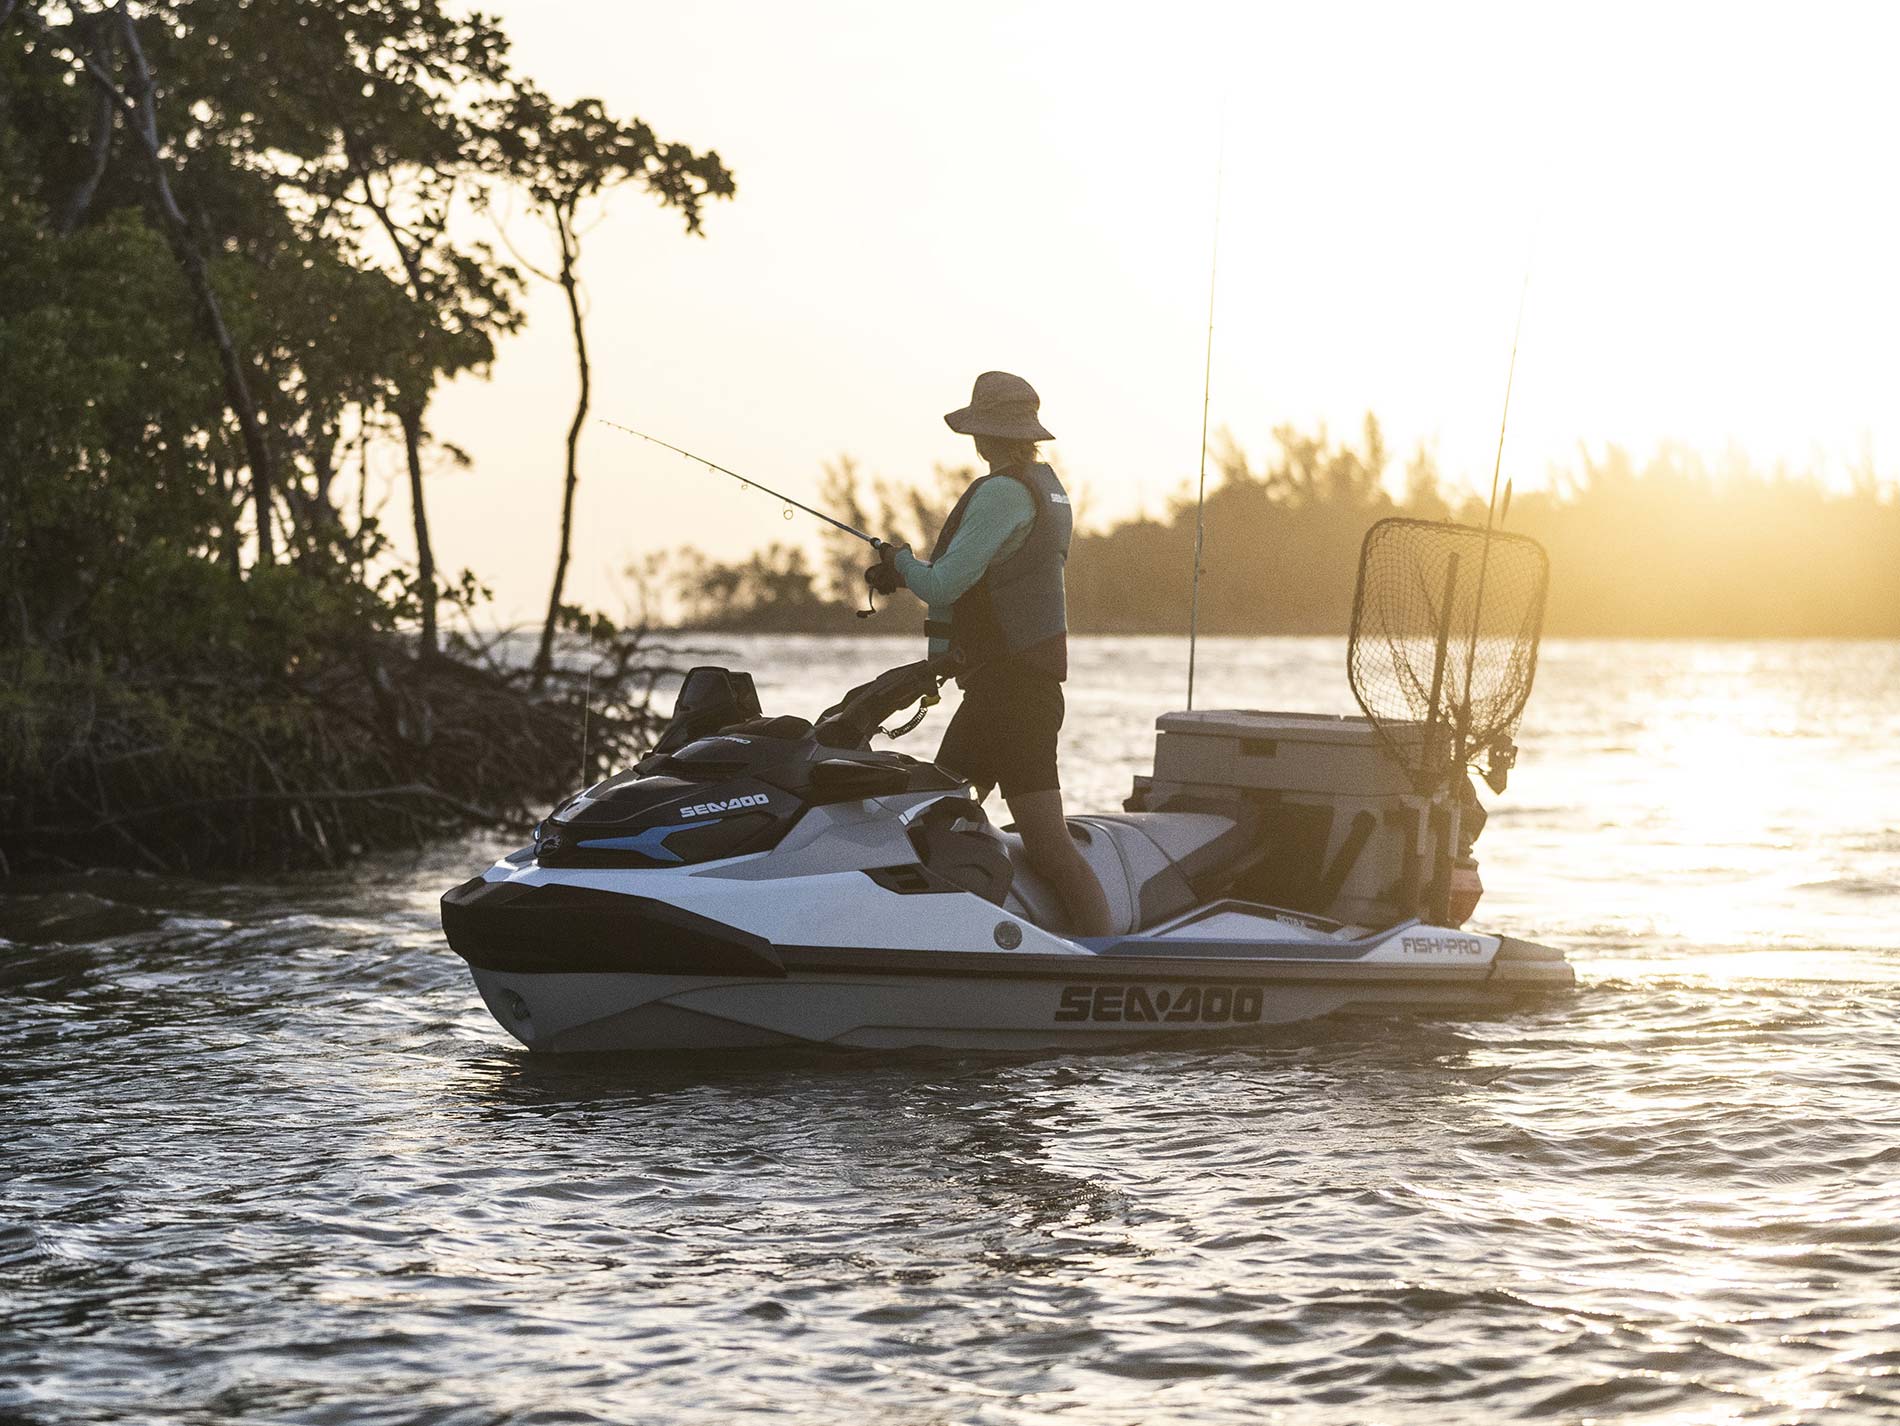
[423,1,1900,621]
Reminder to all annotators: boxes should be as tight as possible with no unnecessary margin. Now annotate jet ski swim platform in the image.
[440,650,1575,1054]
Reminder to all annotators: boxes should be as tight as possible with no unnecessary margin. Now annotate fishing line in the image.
[578,626,595,790]
[600,418,876,545]
[1185,113,1226,712]
[1455,249,1535,762]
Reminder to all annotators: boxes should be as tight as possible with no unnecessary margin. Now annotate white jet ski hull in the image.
[457,895,1573,1054]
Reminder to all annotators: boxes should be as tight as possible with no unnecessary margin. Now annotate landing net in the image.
[1347,517,1549,792]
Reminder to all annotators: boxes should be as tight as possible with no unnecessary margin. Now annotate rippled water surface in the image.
[5,637,1899,1424]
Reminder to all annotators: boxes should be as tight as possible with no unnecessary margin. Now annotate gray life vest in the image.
[926,462,1072,681]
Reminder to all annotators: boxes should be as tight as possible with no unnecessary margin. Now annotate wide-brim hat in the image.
[944,370,1055,442]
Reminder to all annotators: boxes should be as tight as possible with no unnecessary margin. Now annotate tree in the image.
[494,88,734,688]
[662,544,841,632]
[15,2,281,562]
[286,3,526,657]
[4,0,536,651]
[0,0,696,874]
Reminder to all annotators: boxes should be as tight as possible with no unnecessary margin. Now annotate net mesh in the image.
[1347,517,1549,792]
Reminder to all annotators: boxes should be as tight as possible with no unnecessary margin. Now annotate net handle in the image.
[1422,552,1460,789]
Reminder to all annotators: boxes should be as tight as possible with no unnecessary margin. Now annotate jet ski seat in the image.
[998,811,1260,936]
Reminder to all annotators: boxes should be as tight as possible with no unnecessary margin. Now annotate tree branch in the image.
[531,198,592,689]
[485,207,559,285]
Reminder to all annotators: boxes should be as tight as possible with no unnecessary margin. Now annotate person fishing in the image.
[865,372,1113,937]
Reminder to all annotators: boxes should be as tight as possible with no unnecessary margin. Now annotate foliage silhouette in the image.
[0,0,730,871]
[666,418,1900,638]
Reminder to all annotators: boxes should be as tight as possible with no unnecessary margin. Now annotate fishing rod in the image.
[1414,261,1532,927]
[599,419,878,547]
[1185,120,1226,712]
[1453,262,1533,766]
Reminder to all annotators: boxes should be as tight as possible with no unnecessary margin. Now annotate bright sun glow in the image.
[421,1,1900,619]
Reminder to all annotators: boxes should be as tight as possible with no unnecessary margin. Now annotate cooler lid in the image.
[1154,708,1422,746]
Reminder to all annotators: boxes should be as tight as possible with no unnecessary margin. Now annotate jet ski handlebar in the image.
[812,652,964,750]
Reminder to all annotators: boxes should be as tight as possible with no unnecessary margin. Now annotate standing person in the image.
[865,371,1113,937]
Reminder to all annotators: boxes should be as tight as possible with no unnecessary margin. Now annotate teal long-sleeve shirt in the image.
[892,476,1036,654]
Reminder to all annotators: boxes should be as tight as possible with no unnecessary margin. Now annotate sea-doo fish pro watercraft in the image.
[442,640,1574,1054]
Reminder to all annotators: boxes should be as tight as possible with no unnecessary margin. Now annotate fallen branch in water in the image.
[24,782,505,838]
[1,620,679,876]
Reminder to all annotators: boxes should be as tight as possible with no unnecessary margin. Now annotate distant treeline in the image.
[665,418,1900,638]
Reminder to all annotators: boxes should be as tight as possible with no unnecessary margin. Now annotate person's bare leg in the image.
[1006,788,1114,937]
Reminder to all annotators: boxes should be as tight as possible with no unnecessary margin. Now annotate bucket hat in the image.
[943,370,1055,442]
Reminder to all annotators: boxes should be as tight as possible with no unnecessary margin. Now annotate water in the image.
[4,637,1898,1425]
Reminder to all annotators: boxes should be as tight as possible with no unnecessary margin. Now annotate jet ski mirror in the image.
[807,758,913,802]
[652,667,763,757]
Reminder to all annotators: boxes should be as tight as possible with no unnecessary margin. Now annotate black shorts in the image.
[933,666,1064,799]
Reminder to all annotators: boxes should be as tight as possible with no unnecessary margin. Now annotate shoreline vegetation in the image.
[5,7,1895,877]
[667,427,1900,639]
[2,1,728,874]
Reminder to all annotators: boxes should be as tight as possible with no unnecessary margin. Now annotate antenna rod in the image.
[1185,123,1225,711]
[600,418,878,546]
[1454,263,1532,762]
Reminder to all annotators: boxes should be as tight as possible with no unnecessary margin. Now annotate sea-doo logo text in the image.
[679,793,771,818]
[1054,984,1264,1025]
[1400,936,1483,957]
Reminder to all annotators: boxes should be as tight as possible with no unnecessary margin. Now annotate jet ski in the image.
[440,652,1575,1053]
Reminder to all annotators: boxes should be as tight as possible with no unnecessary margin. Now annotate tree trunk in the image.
[282,420,345,558]
[400,407,439,658]
[215,457,242,575]
[531,206,589,689]
[353,161,444,660]
[354,418,372,575]
[54,14,115,236]
[101,9,277,564]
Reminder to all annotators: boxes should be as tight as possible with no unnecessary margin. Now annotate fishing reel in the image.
[860,540,902,619]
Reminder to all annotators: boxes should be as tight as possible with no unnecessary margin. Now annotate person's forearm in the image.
[891,484,1031,604]
[893,535,1000,605]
